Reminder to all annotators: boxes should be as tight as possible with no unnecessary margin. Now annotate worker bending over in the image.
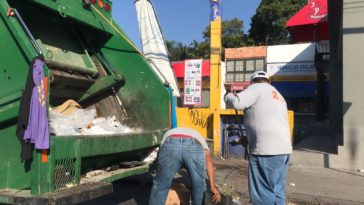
[149,127,221,205]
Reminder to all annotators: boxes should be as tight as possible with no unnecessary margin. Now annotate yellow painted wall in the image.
[176,108,213,138]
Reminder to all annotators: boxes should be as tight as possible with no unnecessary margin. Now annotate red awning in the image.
[286,0,328,42]
[172,60,210,78]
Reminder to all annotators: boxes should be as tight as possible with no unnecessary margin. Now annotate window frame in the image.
[225,58,266,82]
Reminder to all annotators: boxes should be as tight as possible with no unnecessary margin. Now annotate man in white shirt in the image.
[225,71,292,205]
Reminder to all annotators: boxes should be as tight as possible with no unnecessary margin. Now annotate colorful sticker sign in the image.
[210,0,221,21]
[184,59,203,106]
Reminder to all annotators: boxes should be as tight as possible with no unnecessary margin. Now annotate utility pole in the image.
[209,0,222,155]
[209,0,222,111]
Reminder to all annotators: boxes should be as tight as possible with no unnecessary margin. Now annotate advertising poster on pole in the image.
[183,59,202,106]
[210,0,221,21]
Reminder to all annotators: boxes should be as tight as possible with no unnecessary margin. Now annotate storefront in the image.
[285,0,329,115]
[267,43,329,113]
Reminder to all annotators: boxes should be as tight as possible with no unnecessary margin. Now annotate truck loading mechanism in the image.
[0,0,171,204]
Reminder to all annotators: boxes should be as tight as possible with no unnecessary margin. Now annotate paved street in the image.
[79,178,152,205]
[80,158,248,205]
[63,117,364,205]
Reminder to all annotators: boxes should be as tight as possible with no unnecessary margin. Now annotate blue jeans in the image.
[248,154,290,205]
[149,137,206,205]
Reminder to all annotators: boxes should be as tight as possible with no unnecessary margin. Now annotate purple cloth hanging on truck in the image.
[23,58,50,149]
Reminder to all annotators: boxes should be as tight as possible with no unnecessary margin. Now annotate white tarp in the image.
[135,0,180,96]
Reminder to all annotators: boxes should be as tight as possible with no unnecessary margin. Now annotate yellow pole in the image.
[209,0,222,155]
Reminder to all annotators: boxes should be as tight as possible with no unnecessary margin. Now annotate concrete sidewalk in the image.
[213,158,364,205]
[286,166,364,205]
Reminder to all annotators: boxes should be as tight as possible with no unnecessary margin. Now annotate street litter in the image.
[85,170,106,178]
[65,182,77,188]
[232,198,241,205]
[142,147,159,162]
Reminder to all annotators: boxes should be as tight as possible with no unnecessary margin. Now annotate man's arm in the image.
[225,85,259,110]
[205,150,221,203]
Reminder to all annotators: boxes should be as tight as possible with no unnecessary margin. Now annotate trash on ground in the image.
[119,161,145,168]
[65,182,77,188]
[85,170,106,178]
[142,147,159,162]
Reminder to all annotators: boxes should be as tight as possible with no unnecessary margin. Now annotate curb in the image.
[287,193,364,205]
[239,193,364,205]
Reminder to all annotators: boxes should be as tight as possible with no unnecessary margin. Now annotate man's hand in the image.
[205,150,221,203]
[210,185,221,203]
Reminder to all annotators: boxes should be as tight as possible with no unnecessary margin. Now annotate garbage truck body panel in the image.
[0,0,169,203]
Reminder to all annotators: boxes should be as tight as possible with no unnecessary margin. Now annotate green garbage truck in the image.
[0,0,171,204]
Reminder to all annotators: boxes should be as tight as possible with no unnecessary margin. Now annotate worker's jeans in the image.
[149,137,206,205]
[248,154,290,205]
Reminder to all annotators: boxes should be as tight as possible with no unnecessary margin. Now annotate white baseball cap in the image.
[251,71,269,81]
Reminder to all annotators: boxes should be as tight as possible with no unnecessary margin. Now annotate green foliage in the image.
[203,18,254,48]
[166,41,188,62]
[249,0,307,45]
[167,18,252,61]
[166,40,210,61]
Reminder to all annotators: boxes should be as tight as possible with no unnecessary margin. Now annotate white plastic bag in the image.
[49,108,96,136]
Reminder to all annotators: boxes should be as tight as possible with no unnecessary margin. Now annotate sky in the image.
[112,0,261,48]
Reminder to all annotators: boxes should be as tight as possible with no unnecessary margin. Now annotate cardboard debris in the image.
[165,183,191,205]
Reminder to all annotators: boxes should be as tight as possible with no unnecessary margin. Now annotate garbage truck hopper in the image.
[0,0,170,203]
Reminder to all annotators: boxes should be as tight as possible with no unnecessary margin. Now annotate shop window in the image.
[226,73,235,82]
[235,60,244,71]
[236,73,244,81]
[226,61,235,72]
[256,59,265,70]
[246,60,255,71]
[225,58,266,82]
[244,73,253,81]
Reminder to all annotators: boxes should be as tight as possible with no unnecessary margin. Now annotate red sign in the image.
[286,0,328,42]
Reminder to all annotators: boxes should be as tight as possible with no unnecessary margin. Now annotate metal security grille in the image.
[54,158,77,190]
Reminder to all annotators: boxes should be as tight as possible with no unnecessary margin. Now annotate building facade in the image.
[328,0,364,170]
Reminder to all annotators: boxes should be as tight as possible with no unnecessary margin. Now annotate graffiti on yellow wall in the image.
[176,108,213,138]
[188,109,212,129]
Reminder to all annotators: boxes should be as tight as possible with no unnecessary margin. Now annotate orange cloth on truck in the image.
[52,99,82,115]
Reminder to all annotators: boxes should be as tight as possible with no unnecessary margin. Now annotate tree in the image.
[249,0,307,45]
[166,40,190,61]
[166,18,252,61]
[202,18,253,49]
[188,40,210,60]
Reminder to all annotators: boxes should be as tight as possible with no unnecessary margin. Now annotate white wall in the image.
[220,61,226,109]
[266,43,316,80]
[267,43,316,63]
